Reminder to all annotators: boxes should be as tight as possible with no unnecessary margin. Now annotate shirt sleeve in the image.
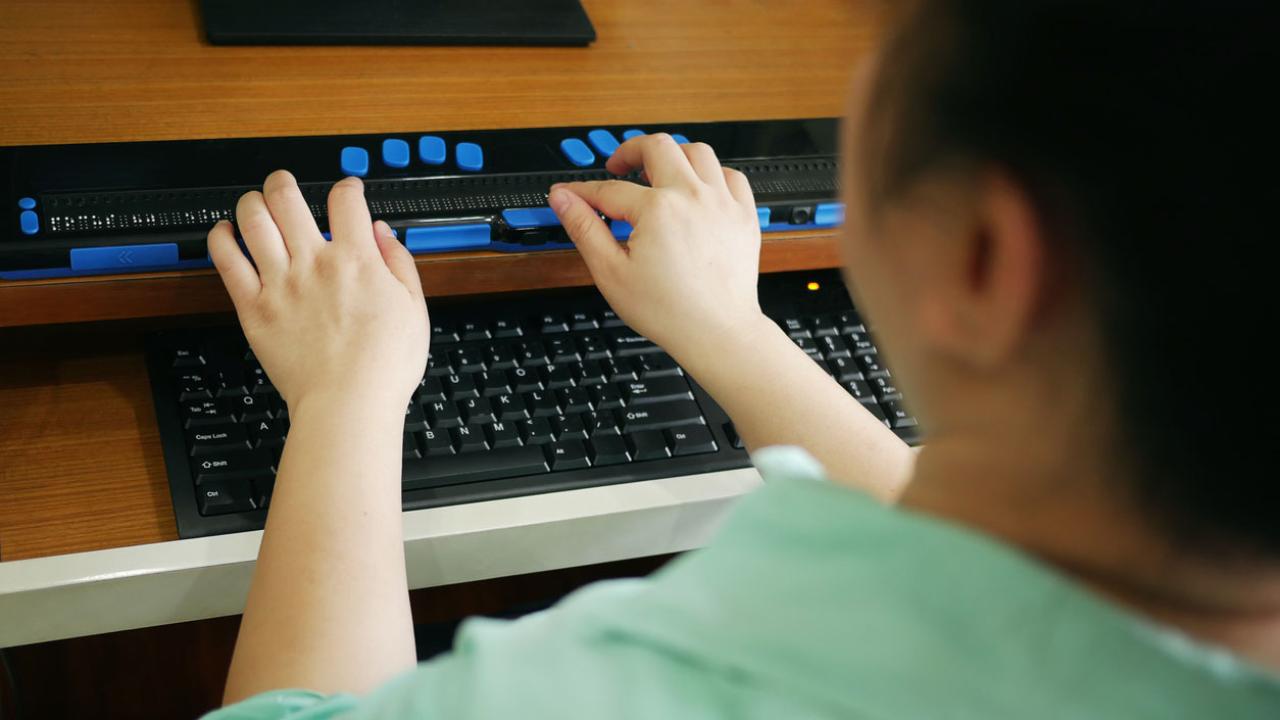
[199,689,357,720]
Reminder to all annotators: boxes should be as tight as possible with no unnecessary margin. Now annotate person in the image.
[203,1,1280,717]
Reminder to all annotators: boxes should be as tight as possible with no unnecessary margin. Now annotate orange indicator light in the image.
[806,281,821,291]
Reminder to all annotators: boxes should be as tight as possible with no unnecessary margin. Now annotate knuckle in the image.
[648,132,675,147]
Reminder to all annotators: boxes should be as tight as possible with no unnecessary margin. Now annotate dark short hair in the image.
[864,1,1279,556]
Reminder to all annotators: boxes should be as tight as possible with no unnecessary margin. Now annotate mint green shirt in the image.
[205,447,1280,719]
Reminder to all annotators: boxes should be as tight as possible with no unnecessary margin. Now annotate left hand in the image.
[208,170,429,413]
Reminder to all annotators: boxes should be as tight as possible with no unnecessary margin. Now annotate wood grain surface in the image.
[0,0,880,560]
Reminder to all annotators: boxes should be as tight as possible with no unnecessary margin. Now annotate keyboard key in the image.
[459,396,497,424]
[197,480,254,516]
[382,138,410,168]
[542,365,577,390]
[667,426,718,456]
[848,332,877,356]
[404,402,428,431]
[418,135,447,165]
[181,399,235,427]
[485,421,522,449]
[619,376,692,405]
[248,418,288,449]
[425,400,462,428]
[525,390,560,417]
[252,476,275,510]
[175,372,212,400]
[881,399,918,429]
[193,449,274,485]
[431,322,460,346]
[539,314,570,334]
[829,356,864,382]
[560,138,596,167]
[510,366,543,392]
[455,142,484,172]
[588,435,630,466]
[781,318,809,339]
[871,377,904,403]
[491,319,523,339]
[340,146,369,177]
[607,328,659,356]
[546,337,580,363]
[403,433,422,459]
[837,311,866,334]
[418,376,446,403]
[618,400,704,432]
[186,424,250,456]
[485,347,519,372]
[552,414,588,439]
[453,425,489,453]
[493,393,530,421]
[518,341,550,368]
[403,446,547,490]
[599,309,625,328]
[724,423,745,449]
[420,428,455,455]
[546,438,591,469]
[450,348,485,374]
[569,312,599,331]
[459,321,490,341]
[844,380,877,405]
[172,347,205,368]
[578,334,610,359]
[626,430,671,460]
[558,387,593,413]
[634,352,681,378]
[519,417,555,445]
[444,373,479,398]
[857,353,890,379]
[818,335,851,359]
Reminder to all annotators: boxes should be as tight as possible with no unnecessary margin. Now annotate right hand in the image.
[548,133,772,366]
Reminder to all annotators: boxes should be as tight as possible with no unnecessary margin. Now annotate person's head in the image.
[840,1,1277,557]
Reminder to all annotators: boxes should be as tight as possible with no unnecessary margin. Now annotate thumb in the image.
[549,187,626,276]
[373,220,424,297]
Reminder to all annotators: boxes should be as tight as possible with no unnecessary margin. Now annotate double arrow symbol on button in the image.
[117,249,135,264]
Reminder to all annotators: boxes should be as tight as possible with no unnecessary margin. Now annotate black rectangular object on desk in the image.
[146,269,922,540]
[1,118,842,280]
[200,0,596,47]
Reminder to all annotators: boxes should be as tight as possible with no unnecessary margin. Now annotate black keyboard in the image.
[147,270,921,538]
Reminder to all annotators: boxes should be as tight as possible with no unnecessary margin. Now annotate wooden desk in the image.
[0,0,880,562]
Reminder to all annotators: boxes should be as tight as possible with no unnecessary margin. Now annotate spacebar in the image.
[402,447,550,491]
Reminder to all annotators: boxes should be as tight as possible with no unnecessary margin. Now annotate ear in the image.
[917,172,1047,367]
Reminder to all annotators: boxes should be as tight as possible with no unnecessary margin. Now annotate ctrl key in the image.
[197,480,254,516]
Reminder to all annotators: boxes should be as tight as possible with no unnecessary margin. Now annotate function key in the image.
[569,311,598,331]
[455,142,484,172]
[418,136,447,165]
[340,146,369,177]
[599,310,625,328]
[431,322,460,346]
[459,321,490,342]
[491,319,523,339]
[382,138,410,168]
[538,314,570,334]
[172,347,206,368]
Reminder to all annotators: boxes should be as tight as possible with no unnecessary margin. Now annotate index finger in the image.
[605,133,701,189]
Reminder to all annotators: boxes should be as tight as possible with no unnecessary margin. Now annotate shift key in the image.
[193,449,275,485]
[618,400,705,432]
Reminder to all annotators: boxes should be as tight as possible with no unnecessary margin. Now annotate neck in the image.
[900,427,1280,671]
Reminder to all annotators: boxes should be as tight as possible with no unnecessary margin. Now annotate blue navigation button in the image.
[455,142,484,172]
[340,146,369,177]
[560,138,595,167]
[622,129,645,141]
[18,196,36,210]
[70,243,179,271]
[671,133,690,144]
[502,207,560,229]
[814,202,845,227]
[382,139,410,168]
[405,224,490,253]
[757,207,772,228]
[610,220,633,239]
[19,210,39,235]
[587,129,620,157]
[418,136,446,166]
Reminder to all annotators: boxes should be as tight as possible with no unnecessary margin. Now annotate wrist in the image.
[670,311,782,380]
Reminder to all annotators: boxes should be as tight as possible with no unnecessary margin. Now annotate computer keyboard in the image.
[147,269,921,538]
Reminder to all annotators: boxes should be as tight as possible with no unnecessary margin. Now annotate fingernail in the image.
[548,188,571,213]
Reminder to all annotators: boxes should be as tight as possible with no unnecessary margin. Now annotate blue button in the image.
[610,220,633,239]
[814,202,845,227]
[340,146,369,177]
[757,207,772,228]
[17,196,36,210]
[405,224,490,253]
[560,138,595,168]
[502,207,560,229]
[456,142,484,172]
[671,133,690,145]
[587,129,620,157]
[70,243,179,271]
[418,136,446,165]
[382,139,410,168]
[19,210,39,235]
[622,129,645,141]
